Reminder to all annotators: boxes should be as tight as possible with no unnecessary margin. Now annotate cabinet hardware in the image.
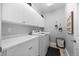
[29,47,32,50]
[22,21,26,23]
[71,40,76,43]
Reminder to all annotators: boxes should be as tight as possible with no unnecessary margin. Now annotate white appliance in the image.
[32,32,49,56]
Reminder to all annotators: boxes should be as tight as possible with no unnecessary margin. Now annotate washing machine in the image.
[32,32,49,56]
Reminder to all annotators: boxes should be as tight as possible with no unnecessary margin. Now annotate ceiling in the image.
[32,3,65,14]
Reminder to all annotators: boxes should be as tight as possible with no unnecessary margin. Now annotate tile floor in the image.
[46,47,60,56]
[49,45,65,56]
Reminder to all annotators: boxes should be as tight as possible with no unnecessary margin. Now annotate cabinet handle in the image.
[28,47,32,50]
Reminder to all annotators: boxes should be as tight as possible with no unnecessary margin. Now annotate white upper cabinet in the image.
[2,4,24,23]
[2,3,44,27]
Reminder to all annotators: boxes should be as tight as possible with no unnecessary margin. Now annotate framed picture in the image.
[67,11,74,34]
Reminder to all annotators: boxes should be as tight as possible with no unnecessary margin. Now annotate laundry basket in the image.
[56,37,65,49]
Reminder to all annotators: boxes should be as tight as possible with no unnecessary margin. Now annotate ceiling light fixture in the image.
[47,3,54,6]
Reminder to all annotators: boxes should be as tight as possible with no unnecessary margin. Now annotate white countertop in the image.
[33,32,49,34]
[32,32,50,36]
[1,35,39,50]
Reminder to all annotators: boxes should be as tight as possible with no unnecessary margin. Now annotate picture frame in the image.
[67,11,74,34]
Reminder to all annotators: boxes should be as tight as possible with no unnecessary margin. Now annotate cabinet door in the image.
[42,35,49,55]
[6,38,39,56]
[2,3,44,27]
[43,36,46,56]
[39,35,46,56]
[32,38,39,56]
[39,34,49,56]
[45,34,49,49]
[28,38,39,56]
[6,42,30,56]
[23,4,44,27]
[2,4,24,23]
[45,34,49,54]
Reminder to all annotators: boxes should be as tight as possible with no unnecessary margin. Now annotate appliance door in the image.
[39,34,49,56]
[39,35,45,56]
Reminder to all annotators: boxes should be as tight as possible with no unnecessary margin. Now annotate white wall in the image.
[44,4,77,56]
[65,3,77,56]
[44,7,65,43]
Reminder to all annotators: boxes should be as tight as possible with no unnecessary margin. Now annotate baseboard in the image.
[65,48,70,56]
